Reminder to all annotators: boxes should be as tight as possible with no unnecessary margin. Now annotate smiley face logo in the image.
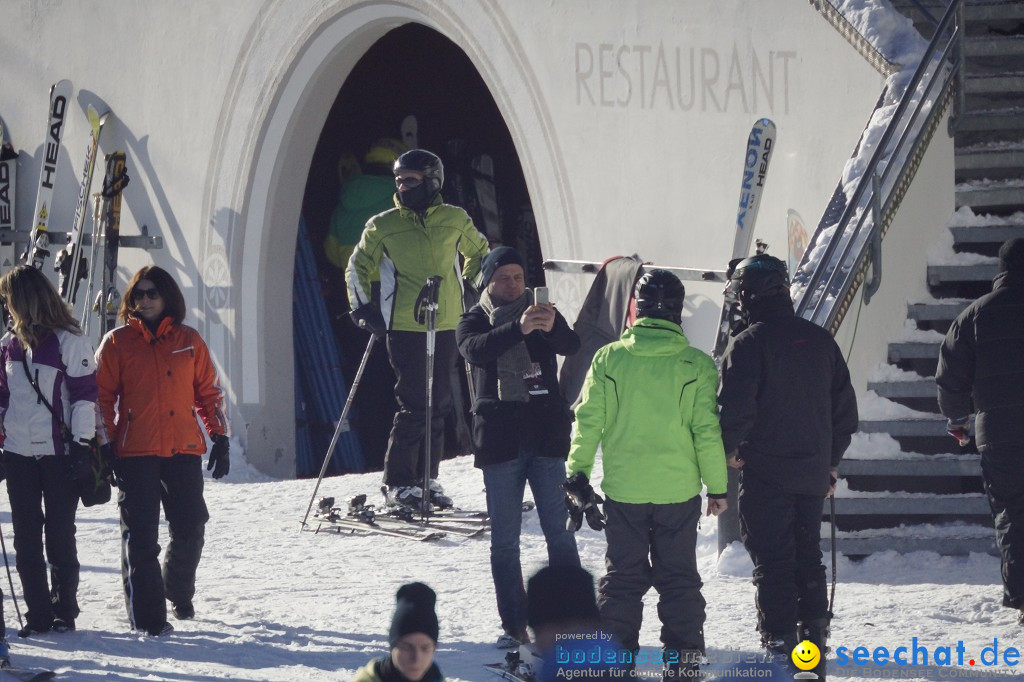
[792,640,821,671]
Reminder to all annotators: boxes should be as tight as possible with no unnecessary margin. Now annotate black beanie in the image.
[998,237,1024,274]
[479,246,525,290]
[526,565,600,630]
[388,582,439,646]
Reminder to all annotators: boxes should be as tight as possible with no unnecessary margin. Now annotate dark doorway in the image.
[295,23,542,476]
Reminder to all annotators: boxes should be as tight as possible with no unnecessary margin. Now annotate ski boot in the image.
[384,485,429,512]
[427,479,453,509]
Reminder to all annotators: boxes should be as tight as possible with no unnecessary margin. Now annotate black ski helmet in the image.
[634,269,685,324]
[394,149,444,195]
[730,254,790,307]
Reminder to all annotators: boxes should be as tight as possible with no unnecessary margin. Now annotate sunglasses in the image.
[395,175,423,189]
[132,288,161,301]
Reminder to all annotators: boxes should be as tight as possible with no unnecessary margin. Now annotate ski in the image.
[306,507,446,542]
[0,115,17,272]
[484,651,535,682]
[712,118,777,364]
[373,509,488,537]
[98,151,128,335]
[56,104,109,302]
[26,79,73,270]
[1,667,56,681]
[484,663,531,682]
[342,496,487,537]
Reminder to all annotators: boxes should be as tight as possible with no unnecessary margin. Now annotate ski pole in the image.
[0,522,24,630]
[828,494,837,618]
[420,277,441,522]
[300,334,376,529]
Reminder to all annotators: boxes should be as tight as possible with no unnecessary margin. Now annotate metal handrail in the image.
[793,0,961,333]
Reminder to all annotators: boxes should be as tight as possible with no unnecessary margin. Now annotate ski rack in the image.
[7,224,163,251]
[543,258,727,283]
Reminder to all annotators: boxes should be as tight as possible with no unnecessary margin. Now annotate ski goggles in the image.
[395,175,423,189]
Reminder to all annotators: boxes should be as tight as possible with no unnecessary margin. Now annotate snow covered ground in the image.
[2,452,1019,681]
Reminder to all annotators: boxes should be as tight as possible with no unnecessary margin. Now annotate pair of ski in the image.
[16,80,129,326]
[308,495,491,541]
[710,117,778,365]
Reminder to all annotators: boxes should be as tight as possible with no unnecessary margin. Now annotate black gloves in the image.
[99,443,116,487]
[349,304,387,340]
[564,471,606,532]
[67,439,94,481]
[208,434,230,479]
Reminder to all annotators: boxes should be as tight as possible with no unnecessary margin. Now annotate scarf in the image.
[478,288,534,403]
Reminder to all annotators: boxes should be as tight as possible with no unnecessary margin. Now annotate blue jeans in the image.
[483,451,581,635]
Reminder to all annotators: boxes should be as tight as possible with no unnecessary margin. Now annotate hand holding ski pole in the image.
[564,471,606,532]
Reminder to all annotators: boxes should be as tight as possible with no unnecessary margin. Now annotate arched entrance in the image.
[295,23,543,476]
[204,1,580,478]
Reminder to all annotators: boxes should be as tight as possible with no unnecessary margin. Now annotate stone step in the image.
[823,535,996,557]
[954,109,1024,145]
[965,34,1024,58]
[956,183,1024,213]
[955,146,1024,181]
[907,300,969,322]
[927,262,1000,285]
[859,417,945,437]
[866,378,940,412]
[964,72,1024,96]
[950,222,1024,246]
[828,495,989,516]
[840,457,980,477]
[887,341,940,362]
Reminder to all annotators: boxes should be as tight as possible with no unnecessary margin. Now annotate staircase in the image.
[829,0,1024,556]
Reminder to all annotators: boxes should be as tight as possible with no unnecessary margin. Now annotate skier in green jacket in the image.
[346,149,489,510]
[565,269,728,680]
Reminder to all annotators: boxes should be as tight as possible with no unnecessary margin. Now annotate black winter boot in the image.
[799,618,830,680]
[663,648,702,680]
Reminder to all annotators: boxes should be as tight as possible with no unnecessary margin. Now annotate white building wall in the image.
[0,0,917,476]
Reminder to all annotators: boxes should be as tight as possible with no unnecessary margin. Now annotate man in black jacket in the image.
[936,237,1024,626]
[717,254,858,677]
[456,246,582,649]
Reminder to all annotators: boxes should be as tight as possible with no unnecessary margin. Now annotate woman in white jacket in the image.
[0,265,97,639]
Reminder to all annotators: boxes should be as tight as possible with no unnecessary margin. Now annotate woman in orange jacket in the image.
[95,265,229,636]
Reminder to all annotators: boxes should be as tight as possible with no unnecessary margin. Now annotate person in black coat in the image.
[936,237,1024,626]
[717,255,858,677]
[456,246,582,648]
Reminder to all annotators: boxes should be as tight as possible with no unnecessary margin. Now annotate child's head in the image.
[388,582,439,680]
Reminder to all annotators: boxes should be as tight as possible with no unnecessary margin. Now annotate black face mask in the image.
[398,183,436,212]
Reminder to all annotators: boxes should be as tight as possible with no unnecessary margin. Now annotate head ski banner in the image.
[27,79,73,270]
[0,115,18,272]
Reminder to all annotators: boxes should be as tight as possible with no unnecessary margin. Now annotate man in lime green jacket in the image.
[566,270,728,678]
[346,149,489,510]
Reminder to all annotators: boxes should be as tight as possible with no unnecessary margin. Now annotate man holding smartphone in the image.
[456,246,582,649]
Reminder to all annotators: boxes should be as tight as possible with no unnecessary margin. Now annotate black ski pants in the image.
[597,496,705,654]
[383,330,455,487]
[3,452,80,632]
[980,450,1024,609]
[117,454,209,632]
[738,473,828,640]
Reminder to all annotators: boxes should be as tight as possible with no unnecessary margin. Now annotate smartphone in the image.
[534,287,550,305]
